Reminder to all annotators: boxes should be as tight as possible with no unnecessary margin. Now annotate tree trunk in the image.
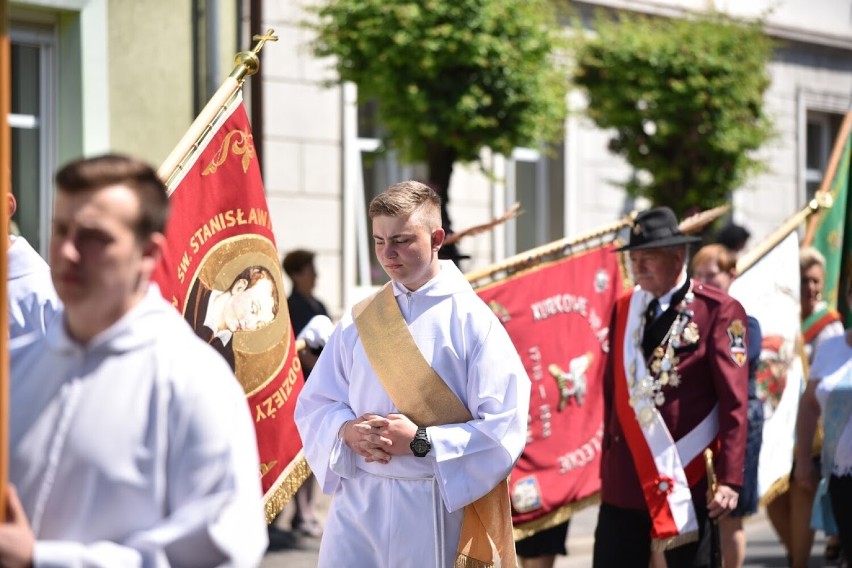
[425,142,465,262]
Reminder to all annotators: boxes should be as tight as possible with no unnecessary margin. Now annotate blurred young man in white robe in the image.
[0,155,267,567]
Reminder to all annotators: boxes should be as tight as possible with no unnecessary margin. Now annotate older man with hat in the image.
[593,207,749,568]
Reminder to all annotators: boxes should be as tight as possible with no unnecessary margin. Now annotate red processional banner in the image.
[475,245,623,535]
[153,95,305,522]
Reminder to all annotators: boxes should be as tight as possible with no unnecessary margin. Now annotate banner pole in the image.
[465,215,635,285]
[158,29,278,190]
[802,111,852,247]
[736,194,830,276]
[0,0,11,522]
[466,203,730,286]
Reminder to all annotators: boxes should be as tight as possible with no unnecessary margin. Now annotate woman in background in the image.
[795,277,852,567]
[767,247,844,567]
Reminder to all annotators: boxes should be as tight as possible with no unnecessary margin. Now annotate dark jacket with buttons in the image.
[600,280,749,510]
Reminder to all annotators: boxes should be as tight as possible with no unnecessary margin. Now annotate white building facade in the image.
[7,0,852,316]
[261,0,852,315]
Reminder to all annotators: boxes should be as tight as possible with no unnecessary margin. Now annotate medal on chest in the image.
[628,288,699,427]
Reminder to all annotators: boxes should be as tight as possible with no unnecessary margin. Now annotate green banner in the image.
[812,135,852,326]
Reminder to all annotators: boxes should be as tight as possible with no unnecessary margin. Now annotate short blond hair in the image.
[368,181,441,228]
[800,246,826,273]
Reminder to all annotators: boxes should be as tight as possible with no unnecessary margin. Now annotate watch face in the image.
[411,438,430,455]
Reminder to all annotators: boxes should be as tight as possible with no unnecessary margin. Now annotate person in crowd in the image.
[715,220,751,257]
[516,521,572,568]
[295,180,530,567]
[692,244,763,568]
[767,246,845,567]
[800,247,844,364]
[795,277,852,568]
[281,248,331,537]
[7,193,60,340]
[0,154,267,566]
[184,264,280,370]
[283,248,330,378]
[593,207,749,568]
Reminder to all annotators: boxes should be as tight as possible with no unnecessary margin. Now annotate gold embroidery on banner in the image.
[202,129,256,176]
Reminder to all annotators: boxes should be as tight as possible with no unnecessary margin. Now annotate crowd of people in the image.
[2,153,852,568]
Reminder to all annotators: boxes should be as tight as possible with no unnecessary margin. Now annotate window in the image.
[9,22,57,255]
[506,145,565,256]
[805,111,844,201]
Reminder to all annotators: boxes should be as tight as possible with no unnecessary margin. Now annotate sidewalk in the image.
[262,485,829,567]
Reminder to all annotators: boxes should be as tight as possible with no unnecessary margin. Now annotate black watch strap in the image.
[410,426,431,457]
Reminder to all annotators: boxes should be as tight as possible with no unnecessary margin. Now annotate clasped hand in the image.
[341,413,418,464]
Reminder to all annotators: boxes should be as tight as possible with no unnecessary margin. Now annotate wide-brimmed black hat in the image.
[616,207,701,251]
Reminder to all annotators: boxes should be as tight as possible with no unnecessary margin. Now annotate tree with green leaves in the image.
[572,12,774,217]
[307,0,568,251]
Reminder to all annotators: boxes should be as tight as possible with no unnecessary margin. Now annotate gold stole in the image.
[353,283,517,568]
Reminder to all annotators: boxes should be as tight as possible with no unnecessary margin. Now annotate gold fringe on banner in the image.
[512,493,601,541]
[263,455,312,524]
[651,530,699,551]
[454,555,492,568]
[759,475,790,507]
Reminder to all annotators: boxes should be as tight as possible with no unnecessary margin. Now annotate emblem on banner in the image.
[511,476,543,513]
[755,335,792,417]
[203,129,256,175]
[548,352,593,409]
[488,300,512,323]
[183,236,289,395]
[594,268,610,293]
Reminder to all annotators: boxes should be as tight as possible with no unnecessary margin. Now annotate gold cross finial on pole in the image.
[230,28,278,83]
[252,29,279,54]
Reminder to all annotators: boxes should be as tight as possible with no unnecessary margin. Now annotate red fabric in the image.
[152,103,304,508]
[475,246,622,526]
[611,293,679,539]
[802,310,842,343]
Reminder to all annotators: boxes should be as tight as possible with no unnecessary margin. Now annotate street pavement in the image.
[262,483,830,567]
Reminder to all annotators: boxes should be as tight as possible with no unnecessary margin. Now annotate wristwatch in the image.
[410,426,431,457]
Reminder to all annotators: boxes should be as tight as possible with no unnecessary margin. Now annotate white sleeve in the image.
[295,318,359,493]
[429,315,531,512]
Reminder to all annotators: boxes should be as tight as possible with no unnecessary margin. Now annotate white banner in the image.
[729,231,804,498]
